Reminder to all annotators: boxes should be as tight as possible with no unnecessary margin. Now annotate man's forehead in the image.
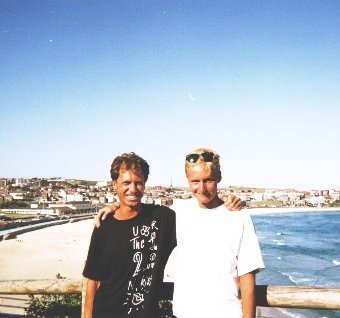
[187,164,213,176]
[118,165,143,177]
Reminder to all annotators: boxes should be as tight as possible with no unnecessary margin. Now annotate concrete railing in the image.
[255,285,340,310]
[0,214,95,241]
[1,279,340,317]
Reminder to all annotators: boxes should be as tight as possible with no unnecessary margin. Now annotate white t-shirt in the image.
[165,200,265,318]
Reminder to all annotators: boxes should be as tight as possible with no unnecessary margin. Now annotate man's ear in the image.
[112,181,117,190]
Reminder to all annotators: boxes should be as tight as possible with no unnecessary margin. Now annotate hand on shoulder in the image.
[224,194,246,211]
[94,202,119,228]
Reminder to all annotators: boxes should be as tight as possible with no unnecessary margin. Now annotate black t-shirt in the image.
[83,204,176,318]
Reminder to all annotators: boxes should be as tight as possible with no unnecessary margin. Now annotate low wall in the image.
[0,215,94,241]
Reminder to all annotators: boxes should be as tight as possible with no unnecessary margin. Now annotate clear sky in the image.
[1,1,340,190]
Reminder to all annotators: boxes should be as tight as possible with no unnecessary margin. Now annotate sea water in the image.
[253,211,340,318]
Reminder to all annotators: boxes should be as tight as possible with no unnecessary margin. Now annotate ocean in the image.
[253,211,340,318]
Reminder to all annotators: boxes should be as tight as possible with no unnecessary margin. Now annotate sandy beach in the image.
[0,219,94,281]
[1,207,338,317]
[0,219,94,317]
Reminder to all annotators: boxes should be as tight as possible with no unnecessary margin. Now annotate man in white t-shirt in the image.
[166,148,264,318]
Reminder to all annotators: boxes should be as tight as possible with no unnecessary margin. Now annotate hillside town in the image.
[1,177,340,219]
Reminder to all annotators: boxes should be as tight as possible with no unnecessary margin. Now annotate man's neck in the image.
[199,196,224,209]
[114,205,141,220]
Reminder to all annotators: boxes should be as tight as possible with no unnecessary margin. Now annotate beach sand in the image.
[0,219,93,280]
[0,219,94,316]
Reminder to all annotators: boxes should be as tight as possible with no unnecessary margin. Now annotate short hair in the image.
[110,152,150,182]
[185,147,222,182]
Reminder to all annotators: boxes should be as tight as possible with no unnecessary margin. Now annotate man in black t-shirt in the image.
[83,153,176,318]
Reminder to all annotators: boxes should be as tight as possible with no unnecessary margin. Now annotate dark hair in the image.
[110,152,150,182]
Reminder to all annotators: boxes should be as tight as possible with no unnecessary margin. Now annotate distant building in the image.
[252,192,264,201]
[105,193,117,203]
[9,192,25,200]
[1,200,97,216]
[142,196,154,204]
[0,179,7,188]
[4,195,13,202]
[66,194,84,202]
[330,190,340,201]
[48,200,94,215]
[161,197,173,206]
[97,181,110,187]
[98,196,106,204]
[30,202,39,209]
[15,178,30,186]
[306,195,325,207]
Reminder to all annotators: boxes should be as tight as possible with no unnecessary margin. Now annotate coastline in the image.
[173,198,340,215]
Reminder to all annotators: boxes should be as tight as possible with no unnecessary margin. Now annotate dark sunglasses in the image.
[185,152,214,163]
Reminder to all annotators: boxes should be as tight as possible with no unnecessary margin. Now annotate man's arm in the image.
[84,279,100,318]
[94,195,245,227]
[239,272,256,318]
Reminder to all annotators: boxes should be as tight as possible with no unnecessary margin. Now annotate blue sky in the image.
[1,1,340,190]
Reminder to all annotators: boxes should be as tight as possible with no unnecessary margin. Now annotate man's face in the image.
[186,164,219,208]
[113,167,145,209]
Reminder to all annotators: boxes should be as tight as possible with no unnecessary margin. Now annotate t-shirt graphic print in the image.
[123,220,159,315]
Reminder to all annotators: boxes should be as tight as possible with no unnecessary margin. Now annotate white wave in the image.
[276,232,282,236]
[277,256,282,260]
[273,239,285,246]
[332,259,340,266]
[280,271,314,285]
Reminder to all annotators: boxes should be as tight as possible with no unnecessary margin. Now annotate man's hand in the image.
[94,202,119,228]
[224,194,245,211]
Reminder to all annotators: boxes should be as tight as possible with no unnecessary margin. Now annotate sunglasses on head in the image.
[185,152,214,163]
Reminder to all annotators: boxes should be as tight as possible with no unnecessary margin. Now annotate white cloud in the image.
[187,92,196,102]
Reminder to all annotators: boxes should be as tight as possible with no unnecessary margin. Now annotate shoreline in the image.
[173,198,340,215]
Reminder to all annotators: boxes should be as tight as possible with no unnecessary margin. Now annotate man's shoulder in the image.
[142,203,176,217]
[216,204,249,217]
[93,216,115,234]
[215,207,254,229]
